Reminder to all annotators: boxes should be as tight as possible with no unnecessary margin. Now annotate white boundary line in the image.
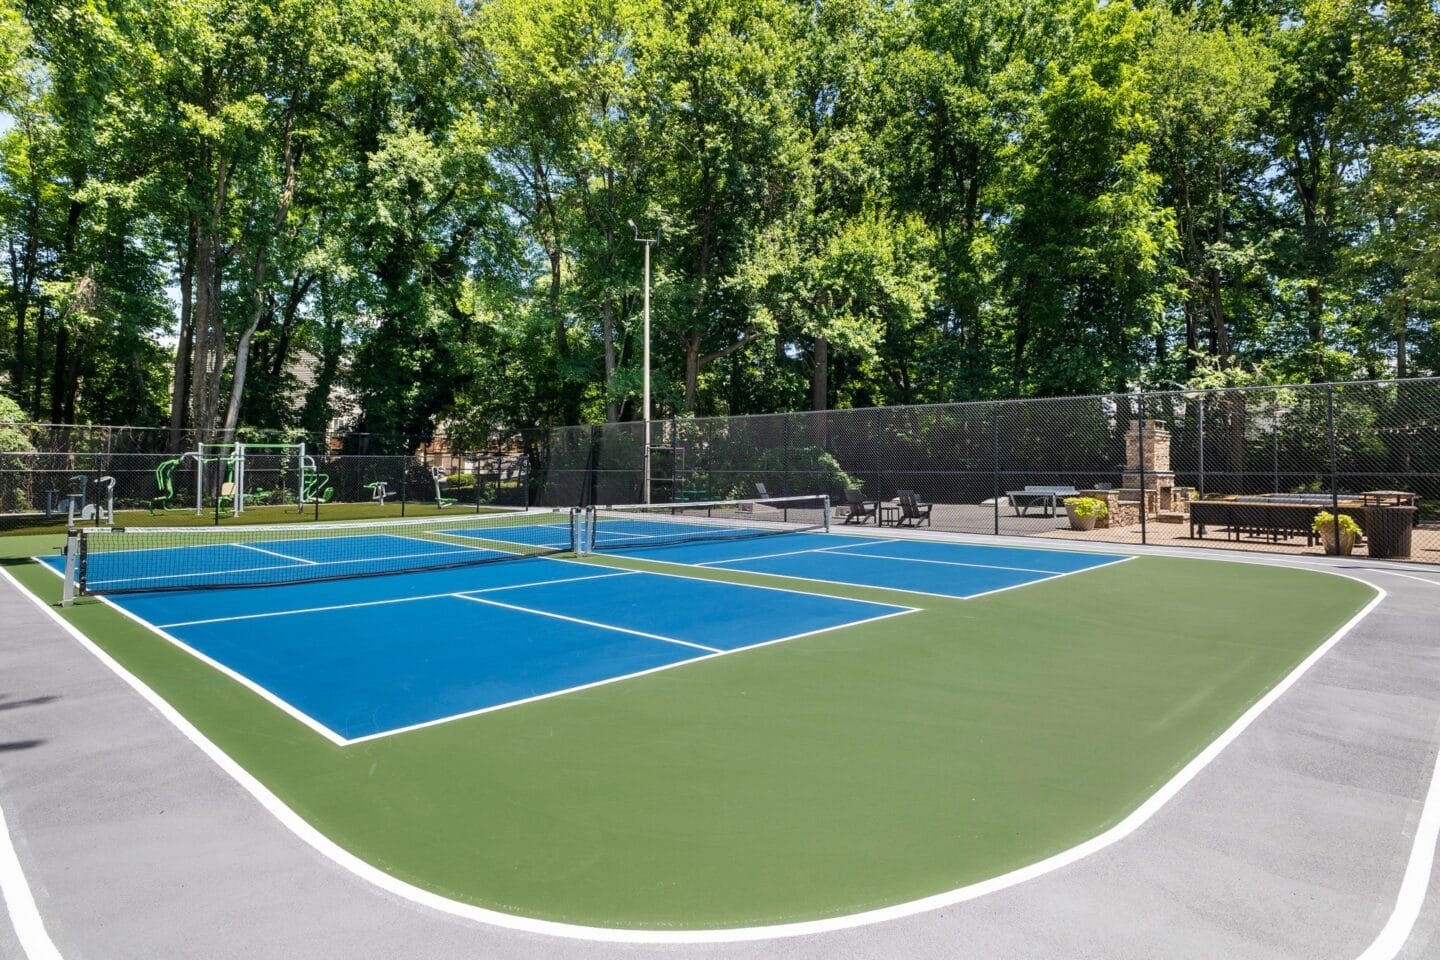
[31,559,911,746]
[12,552,1440,952]
[623,543,1131,602]
[97,594,354,747]
[341,605,918,745]
[1356,718,1440,960]
[704,539,1110,577]
[0,786,64,960]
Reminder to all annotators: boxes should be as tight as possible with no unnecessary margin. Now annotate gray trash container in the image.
[1365,505,1416,559]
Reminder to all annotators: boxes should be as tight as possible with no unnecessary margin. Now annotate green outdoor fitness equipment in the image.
[149,459,183,515]
[432,466,458,509]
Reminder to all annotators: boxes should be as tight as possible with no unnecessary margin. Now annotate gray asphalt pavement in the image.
[1,544,1437,960]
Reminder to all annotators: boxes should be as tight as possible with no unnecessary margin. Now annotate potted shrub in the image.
[1313,511,1362,555]
[1064,496,1108,531]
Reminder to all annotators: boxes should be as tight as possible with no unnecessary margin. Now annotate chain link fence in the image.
[3,377,1437,562]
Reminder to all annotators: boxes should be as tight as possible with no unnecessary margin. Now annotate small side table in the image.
[1360,490,1418,508]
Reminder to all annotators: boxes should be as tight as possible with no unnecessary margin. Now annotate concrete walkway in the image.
[1,543,1438,960]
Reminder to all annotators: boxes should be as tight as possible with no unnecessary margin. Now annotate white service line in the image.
[451,594,723,654]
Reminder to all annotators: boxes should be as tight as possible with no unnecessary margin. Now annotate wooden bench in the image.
[1188,498,1367,545]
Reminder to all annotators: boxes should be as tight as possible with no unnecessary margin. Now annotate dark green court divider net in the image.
[586,495,830,554]
[6,377,1437,561]
[72,509,578,596]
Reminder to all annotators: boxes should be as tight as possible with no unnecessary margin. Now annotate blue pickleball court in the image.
[45,543,913,744]
[588,520,1130,599]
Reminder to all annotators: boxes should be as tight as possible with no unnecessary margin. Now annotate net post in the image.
[822,495,831,534]
[572,507,586,555]
[61,529,79,607]
[298,442,307,514]
[234,441,245,517]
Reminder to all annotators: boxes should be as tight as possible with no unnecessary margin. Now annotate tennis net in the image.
[584,495,831,554]
[64,509,580,597]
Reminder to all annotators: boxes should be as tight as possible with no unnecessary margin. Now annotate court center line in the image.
[234,542,320,565]
[154,571,639,629]
[689,541,882,567]
[451,593,724,655]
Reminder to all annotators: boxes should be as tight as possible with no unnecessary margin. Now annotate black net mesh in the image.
[75,509,577,595]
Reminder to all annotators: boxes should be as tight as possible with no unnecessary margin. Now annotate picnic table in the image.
[1006,486,1079,518]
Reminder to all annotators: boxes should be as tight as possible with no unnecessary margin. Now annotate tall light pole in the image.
[629,219,656,503]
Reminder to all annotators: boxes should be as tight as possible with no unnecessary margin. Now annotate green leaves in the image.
[0,0,1434,436]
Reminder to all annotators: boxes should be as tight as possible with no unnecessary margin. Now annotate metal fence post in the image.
[992,401,1000,537]
[1197,394,1206,499]
[782,413,792,497]
[1328,384,1339,549]
[1138,397,1148,546]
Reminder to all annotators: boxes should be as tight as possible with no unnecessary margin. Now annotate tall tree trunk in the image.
[190,229,220,438]
[10,115,43,404]
[1207,267,1231,360]
[1395,295,1408,380]
[812,335,829,449]
[10,212,38,402]
[190,150,230,440]
[169,223,198,450]
[31,303,46,415]
[301,280,343,434]
[269,272,315,379]
[49,323,68,423]
[811,335,828,412]
[223,100,301,435]
[602,296,618,422]
[684,334,701,413]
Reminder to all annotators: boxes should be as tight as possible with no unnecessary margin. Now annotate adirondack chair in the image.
[897,490,932,527]
[842,487,876,524]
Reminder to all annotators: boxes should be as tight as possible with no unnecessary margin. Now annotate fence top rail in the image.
[2,375,1437,451]
[652,375,1440,433]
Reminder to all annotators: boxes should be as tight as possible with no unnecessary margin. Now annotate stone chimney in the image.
[1124,419,1171,475]
[1119,419,1177,513]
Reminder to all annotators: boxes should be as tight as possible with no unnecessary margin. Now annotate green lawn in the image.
[4,543,1375,929]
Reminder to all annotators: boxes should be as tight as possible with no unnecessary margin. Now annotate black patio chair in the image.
[842,488,876,524]
[897,490,932,527]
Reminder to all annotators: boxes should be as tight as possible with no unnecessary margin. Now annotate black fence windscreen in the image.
[4,377,1438,563]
